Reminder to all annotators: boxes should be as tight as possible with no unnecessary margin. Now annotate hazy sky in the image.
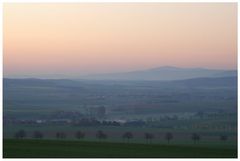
[4,3,237,78]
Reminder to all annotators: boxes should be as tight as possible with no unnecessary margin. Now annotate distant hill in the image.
[167,76,237,88]
[4,76,237,89]
[82,66,237,81]
[3,78,77,87]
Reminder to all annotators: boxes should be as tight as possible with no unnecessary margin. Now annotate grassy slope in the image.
[3,139,237,158]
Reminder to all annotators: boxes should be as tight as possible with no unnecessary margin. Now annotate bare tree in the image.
[122,132,133,143]
[96,130,107,141]
[33,131,43,139]
[15,129,26,139]
[75,131,85,140]
[144,133,154,143]
[192,133,200,144]
[56,132,66,139]
[220,135,228,142]
[165,132,173,144]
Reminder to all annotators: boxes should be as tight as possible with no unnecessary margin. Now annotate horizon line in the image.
[3,65,237,80]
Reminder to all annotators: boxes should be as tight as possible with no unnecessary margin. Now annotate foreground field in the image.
[3,139,237,158]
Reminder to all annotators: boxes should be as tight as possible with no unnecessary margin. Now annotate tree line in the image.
[13,129,229,144]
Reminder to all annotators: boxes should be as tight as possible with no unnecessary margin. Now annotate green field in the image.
[3,139,237,158]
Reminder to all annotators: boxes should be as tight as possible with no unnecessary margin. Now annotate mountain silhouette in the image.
[82,66,237,80]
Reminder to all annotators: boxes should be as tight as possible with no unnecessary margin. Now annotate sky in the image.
[3,3,237,78]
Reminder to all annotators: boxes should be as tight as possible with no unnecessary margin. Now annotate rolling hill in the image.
[82,66,237,80]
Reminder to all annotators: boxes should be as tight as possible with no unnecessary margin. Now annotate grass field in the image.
[3,139,237,158]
